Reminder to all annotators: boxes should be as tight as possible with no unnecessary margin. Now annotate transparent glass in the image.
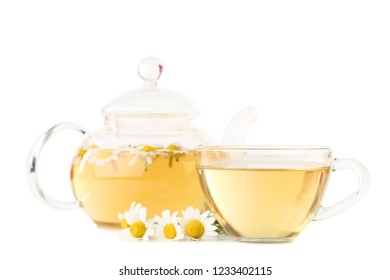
[26,58,257,227]
[195,146,369,242]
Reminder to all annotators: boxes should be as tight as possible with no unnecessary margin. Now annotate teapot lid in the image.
[102,57,200,119]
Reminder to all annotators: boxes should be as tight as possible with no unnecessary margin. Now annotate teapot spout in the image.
[221,106,258,145]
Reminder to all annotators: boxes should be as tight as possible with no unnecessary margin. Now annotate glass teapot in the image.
[27,57,257,227]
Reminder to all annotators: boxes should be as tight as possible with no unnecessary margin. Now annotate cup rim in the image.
[194,145,331,151]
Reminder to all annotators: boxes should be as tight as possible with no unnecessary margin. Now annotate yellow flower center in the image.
[120,219,129,229]
[166,144,180,151]
[130,221,146,238]
[141,145,155,152]
[163,223,177,239]
[185,219,205,239]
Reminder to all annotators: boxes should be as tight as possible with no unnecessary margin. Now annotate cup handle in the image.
[314,158,370,221]
[27,122,88,210]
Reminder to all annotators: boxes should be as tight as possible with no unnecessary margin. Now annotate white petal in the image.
[185,209,192,219]
[138,207,147,222]
[205,225,217,232]
[124,211,132,219]
[200,210,210,220]
[172,211,179,218]
[145,228,154,238]
[141,228,154,241]
[174,224,183,235]
[203,217,216,226]
[170,212,178,224]
[154,228,164,239]
[125,213,138,225]
[179,221,188,234]
[125,216,135,225]
[188,207,197,219]
[154,215,164,225]
[194,208,201,218]
[134,203,143,212]
[130,202,136,211]
[177,217,186,226]
[146,218,155,229]
[125,211,138,225]
[175,233,185,240]
[162,210,171,222]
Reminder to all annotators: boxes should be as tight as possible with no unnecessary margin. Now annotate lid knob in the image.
[102,57,200,118]
[138,57,163,84]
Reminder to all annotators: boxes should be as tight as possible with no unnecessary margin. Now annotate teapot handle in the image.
[27,122,88,210]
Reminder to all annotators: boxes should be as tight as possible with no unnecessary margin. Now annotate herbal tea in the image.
[71,145,204,226]
[198,166,330,240]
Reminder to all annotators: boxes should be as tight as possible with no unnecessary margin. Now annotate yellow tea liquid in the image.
[71,146,204,226]
[198,167,330,240]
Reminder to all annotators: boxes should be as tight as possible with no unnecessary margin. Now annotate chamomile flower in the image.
[154,210,184,241]
[88,148,120,166]
[119,202,154,241]
[127,145,157,169]
[179,207,218,240]
[118,202,143,229]
[136,150,156,165]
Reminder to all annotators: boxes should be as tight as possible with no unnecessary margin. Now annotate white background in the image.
[1,0,389,279]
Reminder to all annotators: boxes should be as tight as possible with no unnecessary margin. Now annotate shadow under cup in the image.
[195,146,369,243]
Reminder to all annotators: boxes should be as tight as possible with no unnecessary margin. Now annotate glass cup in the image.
[195,146,369,242]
